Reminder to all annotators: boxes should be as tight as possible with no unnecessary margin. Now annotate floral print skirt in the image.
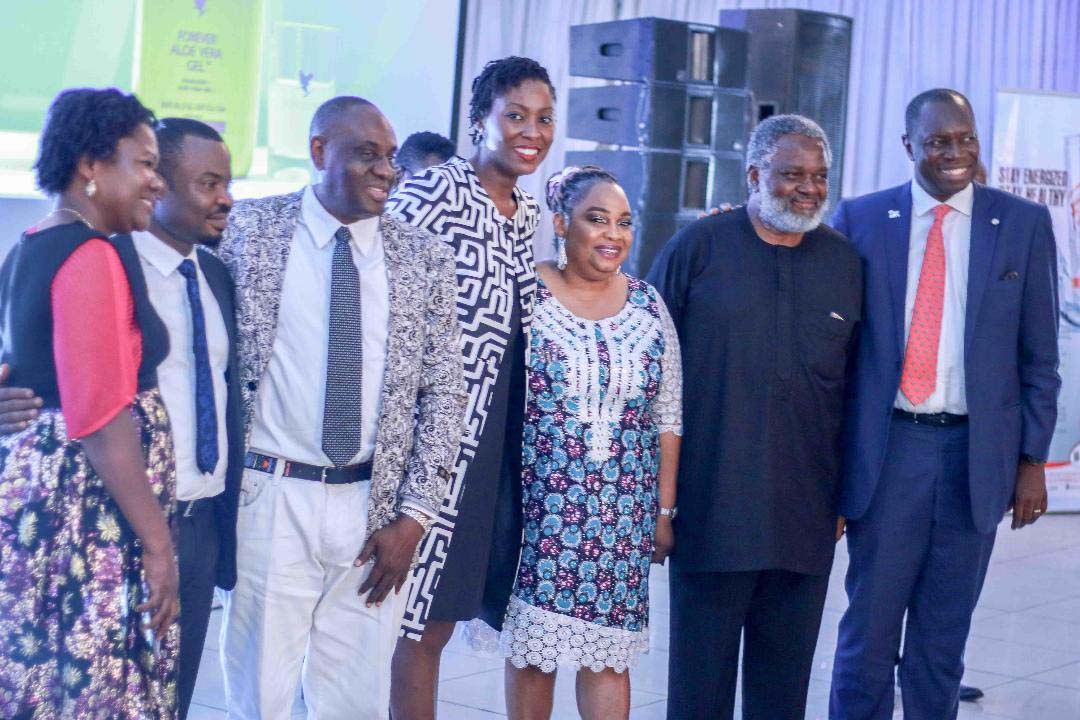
[0,389,178,718]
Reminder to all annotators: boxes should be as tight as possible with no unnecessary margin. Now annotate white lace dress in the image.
[494,274,682,673]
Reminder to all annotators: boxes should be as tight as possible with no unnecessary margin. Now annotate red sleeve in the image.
[51,238,142,438]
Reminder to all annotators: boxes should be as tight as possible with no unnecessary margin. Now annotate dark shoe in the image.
[959,684,984,702]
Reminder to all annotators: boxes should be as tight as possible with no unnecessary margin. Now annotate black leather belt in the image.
[178,495,217,518]
[245,451,372,484]
[893,408,969,426]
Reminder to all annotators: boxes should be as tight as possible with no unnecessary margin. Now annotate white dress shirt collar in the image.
[133,230,198,277]
[301,185,381,256]
[911,178,974,219]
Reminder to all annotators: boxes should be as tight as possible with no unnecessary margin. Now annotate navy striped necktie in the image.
[177,259,218,475]
[322,226,364,467]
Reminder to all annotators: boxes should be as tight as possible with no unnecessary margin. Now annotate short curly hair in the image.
[35,88,157,195]
[468,56,556,145]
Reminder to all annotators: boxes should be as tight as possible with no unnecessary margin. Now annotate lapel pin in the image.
[991,218,1000,225]
[888,210,901,219]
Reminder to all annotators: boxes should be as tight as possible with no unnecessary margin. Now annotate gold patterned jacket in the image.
[217,190,466,540]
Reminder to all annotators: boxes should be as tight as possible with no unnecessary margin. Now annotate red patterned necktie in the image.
[900,204,951,406]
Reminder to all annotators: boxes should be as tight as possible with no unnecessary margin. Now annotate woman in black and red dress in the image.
[0,88,179,718]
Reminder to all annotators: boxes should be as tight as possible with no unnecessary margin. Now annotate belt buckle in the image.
[182,500,194,518]
[320,466,329,483]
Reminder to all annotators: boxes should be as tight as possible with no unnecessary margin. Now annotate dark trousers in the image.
[830,419,996,720]
[178,498,221,719]
[667,568,830,720]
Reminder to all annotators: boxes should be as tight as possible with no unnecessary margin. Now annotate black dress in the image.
[430,288,526,628]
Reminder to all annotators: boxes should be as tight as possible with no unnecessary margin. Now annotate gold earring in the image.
[85,179,97,197]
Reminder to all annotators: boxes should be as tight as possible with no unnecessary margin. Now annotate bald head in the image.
[904,88,973,136]
[309,95,378,139]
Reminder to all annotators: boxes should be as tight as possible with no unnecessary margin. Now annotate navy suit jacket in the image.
[196,247,242,591]
[835,182,1060,534]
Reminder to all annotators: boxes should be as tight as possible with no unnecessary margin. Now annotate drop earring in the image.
[556,236,568,270]
[85,179,97,197]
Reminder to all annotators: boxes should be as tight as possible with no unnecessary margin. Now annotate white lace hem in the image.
[483,596,649,674]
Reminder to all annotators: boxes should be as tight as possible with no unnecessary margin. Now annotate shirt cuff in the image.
[399,497,438,519]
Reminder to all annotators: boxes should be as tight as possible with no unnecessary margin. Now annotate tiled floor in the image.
[190,514,1080,719]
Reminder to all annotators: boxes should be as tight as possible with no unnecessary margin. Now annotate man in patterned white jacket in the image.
[215,96,466,719]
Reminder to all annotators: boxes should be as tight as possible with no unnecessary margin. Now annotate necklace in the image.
[41,207,93,229]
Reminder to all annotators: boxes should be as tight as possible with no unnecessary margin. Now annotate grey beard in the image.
[757,190,826,233]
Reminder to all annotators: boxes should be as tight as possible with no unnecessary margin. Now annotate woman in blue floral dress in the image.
[499,167,682,719]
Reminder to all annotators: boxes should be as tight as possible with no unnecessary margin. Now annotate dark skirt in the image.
[0,389,178,718]
[428,309,527,631]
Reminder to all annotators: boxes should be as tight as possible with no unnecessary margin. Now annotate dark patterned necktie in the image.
[177,259,219,474]
[322,226,364,467]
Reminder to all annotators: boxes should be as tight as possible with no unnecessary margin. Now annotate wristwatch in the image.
[1020,454,1047,466]
[659,506,678,520]
[398,506,435,533]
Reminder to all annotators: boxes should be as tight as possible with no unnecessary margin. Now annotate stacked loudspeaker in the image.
[719,9,853,212]
[566,18,752,276]
[566,11,853,276]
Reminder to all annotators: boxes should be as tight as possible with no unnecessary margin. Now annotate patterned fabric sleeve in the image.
[51,238,140,438]
[653,291,683,436]
[398,230,468,515]
[385,163,457,240]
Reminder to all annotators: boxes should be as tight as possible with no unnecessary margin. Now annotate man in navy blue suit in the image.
[829,89,1060,720]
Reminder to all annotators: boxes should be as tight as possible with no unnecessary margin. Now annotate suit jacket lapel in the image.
[965,184,1000,351]
[198,249,237,353]
[380,215,406,383]
[885,182,913,355]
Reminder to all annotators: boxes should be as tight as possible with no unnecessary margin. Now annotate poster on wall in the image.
[134,0,264,177]
[991,88,1080,512]
[0,0,460,201]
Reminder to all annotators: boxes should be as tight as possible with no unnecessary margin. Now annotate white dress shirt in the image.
[133,231,230,501]
[895,180,974,415]
[248,185,389,467]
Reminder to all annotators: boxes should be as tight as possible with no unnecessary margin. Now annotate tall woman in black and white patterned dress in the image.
[385,56,555,718]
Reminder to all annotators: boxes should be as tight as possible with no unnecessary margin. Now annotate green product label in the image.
[134,0,263,176]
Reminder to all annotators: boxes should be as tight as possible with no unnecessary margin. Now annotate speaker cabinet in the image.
[568,84,752,153]
[720,9,852,208]
[566,149,746,276]
[570,18,748,87]
[566,149,746,216]
[628,212,702,279]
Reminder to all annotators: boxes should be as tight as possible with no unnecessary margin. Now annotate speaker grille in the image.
[795,16,852,209]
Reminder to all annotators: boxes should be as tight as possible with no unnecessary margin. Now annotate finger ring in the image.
[1033,509,1043,514]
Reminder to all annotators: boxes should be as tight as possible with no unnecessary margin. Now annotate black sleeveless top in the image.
[0,222,169,408]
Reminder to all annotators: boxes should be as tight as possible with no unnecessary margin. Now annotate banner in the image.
[134,0,264,177]
[991,89,1080,511]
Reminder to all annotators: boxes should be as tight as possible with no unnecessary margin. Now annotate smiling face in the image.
[155,135,233,248]
[88,122,164,233]
[311,103,398,220]
[477,79,555,178]
[749,133,829,234]
[904,97,979,201]
[555,181,633,279]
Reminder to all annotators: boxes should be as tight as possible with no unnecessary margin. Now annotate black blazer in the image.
[197,247,242,590]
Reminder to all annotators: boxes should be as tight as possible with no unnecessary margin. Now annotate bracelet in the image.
[659,506,678,520]
[398,506,434,533]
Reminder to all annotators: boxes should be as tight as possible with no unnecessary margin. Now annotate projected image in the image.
[0,0,461,199]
